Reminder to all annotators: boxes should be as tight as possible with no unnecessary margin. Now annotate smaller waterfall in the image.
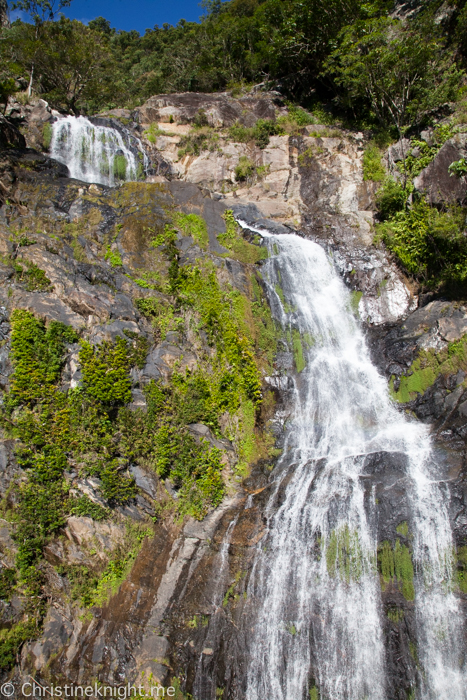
[50,115,145,187]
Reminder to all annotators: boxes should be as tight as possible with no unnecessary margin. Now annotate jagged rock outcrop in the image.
[414,133,467,204]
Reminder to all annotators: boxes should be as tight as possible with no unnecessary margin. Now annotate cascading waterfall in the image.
[50,115,146,186]
[239,226,465,700]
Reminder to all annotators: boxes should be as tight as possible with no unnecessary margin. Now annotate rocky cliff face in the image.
[1,92,467,698]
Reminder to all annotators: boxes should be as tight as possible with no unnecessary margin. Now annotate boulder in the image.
[413,140,467,204]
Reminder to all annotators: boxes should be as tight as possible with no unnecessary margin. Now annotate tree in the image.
[325,16,463,137]
[31,17,115,113]
[10,0,74,96]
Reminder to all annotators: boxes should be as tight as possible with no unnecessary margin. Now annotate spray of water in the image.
[241,229,465,700]
[51,115,146,186]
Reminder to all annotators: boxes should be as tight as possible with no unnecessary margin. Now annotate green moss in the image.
[394,539,415,601]
[390,333,467,403]
[217,210,268,264]
[113,154,127,181]
[387,607,404,624]
[42,122,53,150]
[377,538,415,600]
[350,290,363,317]
[396,521,409,538]
[309,687,319,700]
[173,212,209,250]
[378,541,395,583]
[292,329,306,373]
[325,525,365,583]
[455,546,467,593]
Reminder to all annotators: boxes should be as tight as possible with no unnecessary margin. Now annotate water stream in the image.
[239,227,465,700]
[50,115,146,186]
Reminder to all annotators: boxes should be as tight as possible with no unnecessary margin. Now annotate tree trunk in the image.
[27,64,34,99]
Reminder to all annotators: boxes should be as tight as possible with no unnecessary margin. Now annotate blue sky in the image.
[9,0,205,33]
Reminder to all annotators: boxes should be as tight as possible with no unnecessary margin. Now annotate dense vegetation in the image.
[0,0,466,123]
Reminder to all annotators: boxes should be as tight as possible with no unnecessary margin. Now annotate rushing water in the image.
[239,227,465,700]
[50,115,145,186]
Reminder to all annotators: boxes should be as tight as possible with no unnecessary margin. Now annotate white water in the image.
[50,115,145,186]
[243,231,465,700]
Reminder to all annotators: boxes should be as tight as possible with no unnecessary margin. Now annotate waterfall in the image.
[239,228,465,700]
[50,115,146,186]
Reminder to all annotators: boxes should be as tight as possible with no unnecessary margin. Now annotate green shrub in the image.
[12,261,53,292]
[363,143,386,182]
[449,158,467,178]
[69,495,109,521]
[375,178,408,220]
[173,212,209,249]
[228,118,285,149]
[7,310,77,407]
[376,198,467,289]
[79,337,133,405]
[104,246,123,267]
[177,127,219,158]
[235,156,255,182]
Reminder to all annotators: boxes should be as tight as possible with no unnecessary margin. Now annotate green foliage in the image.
[12,260,53,292]
[449,158,467,178]
[398,124,456,180]
[228,119,285,149]
[0,568,16,601]
[378,541,395,583]
[456,546,467,594]
[292,329,305,373]
[104,246,123,267]
[387,608,404,624]
[363,143,385,182]
[69,495,109,521]
[0,78,16,114]
[143,122,174,143]
[394,539,415,601]
[375,178,408,221]
[218,210,268,264]
[396,521,409,538]
[376,198,467,290]
[350,290,362,316]
[0,618,39,672]
[177,127,219,158]
[377,538,415,600]
[59,523,150,607]
[326,16,463,134]
[42,122,52,150]
[235,156,255,182]
[79,337,133,405]
[325,525,365,583]
[6,310,77,408]
[173,212,209,249]
[113,154,127,181]
[390,333,467,403]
